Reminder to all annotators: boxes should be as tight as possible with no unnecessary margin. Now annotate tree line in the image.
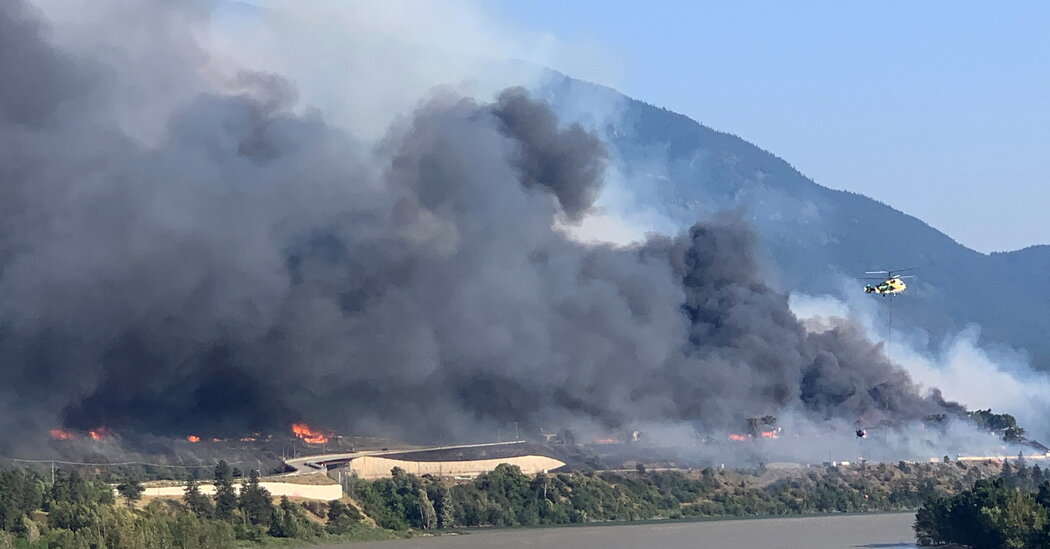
[0,457,1026,547]
[916,457,1050,548]
[0,460,390,548]
[351,460,995,531]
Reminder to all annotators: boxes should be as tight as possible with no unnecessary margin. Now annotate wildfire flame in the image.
[186,435,200,443]
[49,428,74,440]
[88,427,111,441]
[291,423,329,444]
[730,429,781,441]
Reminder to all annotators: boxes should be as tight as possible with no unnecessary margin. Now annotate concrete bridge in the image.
[283,440,565,479]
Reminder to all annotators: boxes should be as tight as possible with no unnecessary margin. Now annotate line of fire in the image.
[41,412,1050,479]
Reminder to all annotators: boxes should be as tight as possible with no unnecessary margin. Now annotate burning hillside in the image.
[48,429,75,441]
[47,427,112,441]
[46,424,338,446]
[291,423,330,445]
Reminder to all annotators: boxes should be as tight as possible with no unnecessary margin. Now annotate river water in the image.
[326,513,918,549]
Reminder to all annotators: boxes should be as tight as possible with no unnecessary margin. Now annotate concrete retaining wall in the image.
[140,481,343,501]
[348,454,565,480]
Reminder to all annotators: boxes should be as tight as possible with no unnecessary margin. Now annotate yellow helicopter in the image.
[863,269,915,296]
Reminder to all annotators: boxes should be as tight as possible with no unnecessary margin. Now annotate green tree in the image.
[326,500,361,534]
[49,470,113,508]
[268,496,303,539]
[0,469,45,530]
[168,510,236,549]
[1036,480,1050,509]
[48,501,100,532]
[184,477,214,518]
[21,515,40,545]
[982,489,1047,549]
[436,484,455,529]
[915,478,1047,549]
[116,478,144,507]
[238,469,274,526]
[1004,426,1026,442]
[213,460,238,521]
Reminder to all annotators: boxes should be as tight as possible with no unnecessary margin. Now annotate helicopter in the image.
[863,269,916,296]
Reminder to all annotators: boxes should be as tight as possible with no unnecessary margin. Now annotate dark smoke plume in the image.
[0,1,961,450]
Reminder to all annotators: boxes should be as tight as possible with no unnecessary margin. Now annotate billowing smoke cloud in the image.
[792,292,1050,442]
[0,0,964,451]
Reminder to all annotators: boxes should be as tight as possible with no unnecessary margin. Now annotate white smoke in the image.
[193,0,613,142]
[556,165,680,246]
[790,290,1050,443]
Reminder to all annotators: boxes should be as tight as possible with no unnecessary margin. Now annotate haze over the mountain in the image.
[535,71,1050,370]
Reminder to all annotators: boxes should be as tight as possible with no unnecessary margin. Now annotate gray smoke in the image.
[0,0,961,449]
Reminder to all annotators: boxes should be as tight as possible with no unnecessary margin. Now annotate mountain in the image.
[533,72,1050,369]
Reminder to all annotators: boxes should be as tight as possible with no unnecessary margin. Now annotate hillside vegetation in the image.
[0,462,393,549]
[916,459,1050,548]
[0,458,1035,547]
[350,460,1017,531]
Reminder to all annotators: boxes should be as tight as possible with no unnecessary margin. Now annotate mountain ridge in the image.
[534,70,1050,368]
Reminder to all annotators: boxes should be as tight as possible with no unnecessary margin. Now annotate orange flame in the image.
[728,434,749,441]
[240,436,257,442]
[186,435,200,443]
[760,430,779,439]
[291,423,329,444]
[49,428,75,440]
[88,427,111,441]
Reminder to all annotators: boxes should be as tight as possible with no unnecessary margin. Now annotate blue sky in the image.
[484,1,1049,253]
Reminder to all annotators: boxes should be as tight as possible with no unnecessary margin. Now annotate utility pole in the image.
[51,461,55,484]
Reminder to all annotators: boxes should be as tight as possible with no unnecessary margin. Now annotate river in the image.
[323,513,918,549]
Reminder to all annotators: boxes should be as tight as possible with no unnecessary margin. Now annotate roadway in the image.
[281,440,530,475]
